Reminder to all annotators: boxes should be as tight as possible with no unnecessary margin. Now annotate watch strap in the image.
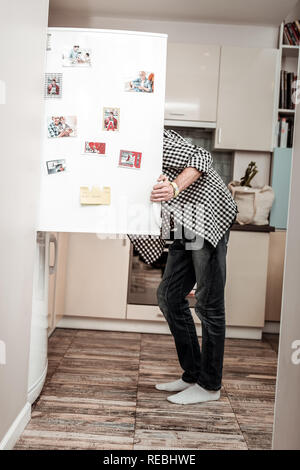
[170,181,180,198]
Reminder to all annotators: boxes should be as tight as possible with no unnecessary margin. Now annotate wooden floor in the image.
[15,329,279,450]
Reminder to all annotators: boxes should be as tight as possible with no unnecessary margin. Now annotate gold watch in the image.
[170,181,180,198]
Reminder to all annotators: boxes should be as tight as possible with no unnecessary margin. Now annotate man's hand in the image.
[150,168,203,203]
[150,174,174,202]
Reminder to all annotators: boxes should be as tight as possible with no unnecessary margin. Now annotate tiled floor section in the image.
[15,329,279,450]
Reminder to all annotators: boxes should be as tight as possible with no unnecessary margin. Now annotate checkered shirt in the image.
[48,120,61,138]
[128,129,238,264]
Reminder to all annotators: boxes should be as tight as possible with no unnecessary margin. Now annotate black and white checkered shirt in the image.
[128,129,238,264]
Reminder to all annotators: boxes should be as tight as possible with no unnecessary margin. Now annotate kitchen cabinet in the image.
[60,230,270,335]
[64,235,130,319]
[127,304,201,325]
[214,46,279,151]
[225,231,270,327]
[265,230,286,322]
[165,43,220,122]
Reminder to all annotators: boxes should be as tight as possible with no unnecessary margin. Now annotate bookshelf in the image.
[275,22,300,148]
[270,21,299,230]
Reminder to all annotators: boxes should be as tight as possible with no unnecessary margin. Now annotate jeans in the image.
[157,228,230,391]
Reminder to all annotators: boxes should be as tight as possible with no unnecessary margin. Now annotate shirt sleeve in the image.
[163,130,213,174]
[48,123,56,138]
[186,146,213,174]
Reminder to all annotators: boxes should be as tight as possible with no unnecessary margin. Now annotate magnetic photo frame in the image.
[83,141,107,155]
[47,115,77,138]
[46,158,66,174]
[102,107,120,131]
[62,44,91,67]
[124,71,155,93]
[45,73,63,99]
[119,150,142,169]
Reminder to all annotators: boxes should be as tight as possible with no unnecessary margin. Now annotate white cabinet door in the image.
[225,231,269,328]
[214,46,279,151]
[165,43,220,122]
[64,235,130,319]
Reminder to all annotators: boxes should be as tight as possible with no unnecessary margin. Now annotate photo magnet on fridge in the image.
[124,71,154,93]
[45,73,63,99]
[83,141,106,155]
[103,107,120,131]
[119,150,142,169]
[46,159,66,174]
[47,116,77,138]
[62,45,91,67]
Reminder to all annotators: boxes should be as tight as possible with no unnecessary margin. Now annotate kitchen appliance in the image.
[27,232,56,404]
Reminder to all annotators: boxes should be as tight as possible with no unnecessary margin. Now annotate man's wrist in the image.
[170,181,180,198]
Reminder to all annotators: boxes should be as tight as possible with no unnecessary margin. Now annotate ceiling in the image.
[49,0,299,26]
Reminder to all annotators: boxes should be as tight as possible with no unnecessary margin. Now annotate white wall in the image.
[48,13,279,48]
[0,0,49,447]
[233,151,271,187]
[273,73,300,450]
[285,1,300,22]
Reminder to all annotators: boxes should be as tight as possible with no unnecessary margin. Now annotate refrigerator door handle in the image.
[49,233,57,275]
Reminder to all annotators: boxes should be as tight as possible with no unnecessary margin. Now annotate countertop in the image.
[231,223,275,232]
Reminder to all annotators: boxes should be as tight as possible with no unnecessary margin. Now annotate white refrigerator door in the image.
[38,27,167,235]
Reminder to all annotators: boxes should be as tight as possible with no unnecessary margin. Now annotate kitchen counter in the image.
[231,223,275,232]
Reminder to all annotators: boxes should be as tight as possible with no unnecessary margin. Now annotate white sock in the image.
[167,383,220,404]
[155,378,195,392]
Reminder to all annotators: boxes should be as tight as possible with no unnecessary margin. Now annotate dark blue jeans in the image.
[157,228,230,391]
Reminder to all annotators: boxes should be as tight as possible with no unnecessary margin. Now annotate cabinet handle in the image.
[217,127,222,144]
[169,113,185,116]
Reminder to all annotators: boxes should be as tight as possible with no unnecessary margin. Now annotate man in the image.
[129,129,238,405]
[104,111,118,131]
[69,45,80,63]
[130,71,153,92]
[48,116,72,138]
[47,78,59,95]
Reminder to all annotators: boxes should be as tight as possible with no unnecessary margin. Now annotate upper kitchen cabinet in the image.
[165,43,220,122]
[214,46,279,151]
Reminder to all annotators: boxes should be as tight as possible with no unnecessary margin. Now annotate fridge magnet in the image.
[45,73,62,99]
[83,141,106,155]
[47,116,77,138]
[46,159,66,175]
[119,150,142,169]
[80,186,111,205]
[103,107,120,131]
[46,33,52,51]
[62,45,91,66]
[124,71,154,93]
